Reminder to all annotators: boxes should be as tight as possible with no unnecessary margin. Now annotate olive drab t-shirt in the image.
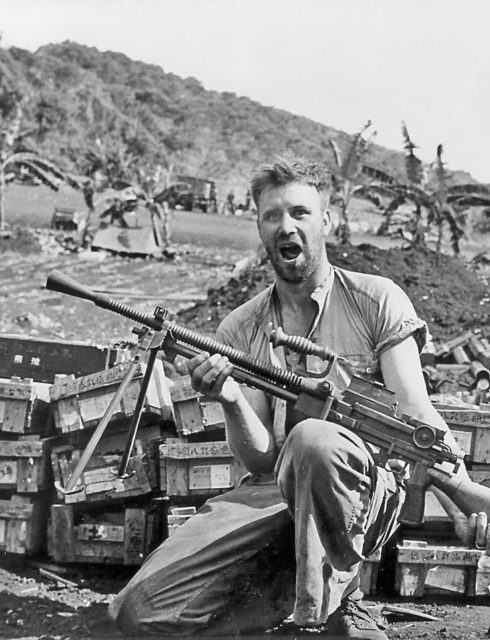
[215,265,428,450]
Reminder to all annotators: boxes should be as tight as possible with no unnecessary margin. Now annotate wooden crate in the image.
[51,444,152,505]
[437,408,490,464]
[468,464,490,486]
[0,437,50,493]
[50,359,172,434]
[0,377,50,435]
[49,424,164,504]
[159,438,248,497]
[170,375,225,436]
[0,495,46,555]
[395,540,490,597]
[48,504,149,565]
[0,333,118,383]
[360,548,382,595]
[167,505,197,537]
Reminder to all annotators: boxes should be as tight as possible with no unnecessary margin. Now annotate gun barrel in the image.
[46,269,163,330]
[46,269,98,302]
[45,270,314,394]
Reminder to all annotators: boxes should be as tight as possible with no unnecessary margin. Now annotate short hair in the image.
[250,155,332,210]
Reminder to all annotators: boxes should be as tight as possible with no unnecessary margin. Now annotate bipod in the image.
[117,328,165,479]
[56,319,167,497]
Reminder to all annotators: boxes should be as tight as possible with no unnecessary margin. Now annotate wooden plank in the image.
[476,554,490,595]
[0,459,17,487]
[0,500,33,518]
[450,428,474,457]
[164,456,247,497]
[165,459,189,496]
[48,505,75,562]
[51,364,140,400]
[201,401,225,429]
[51,362,167,434]
[2,399,29,433]
[17,457,41,493]
[77,390,124,427]
[77,523,125,542]
[124,508,146,565]
[75,540,124,563]
[395,561,474,596]
[0,439,44,457]
[473,428,490,464]
[147,359,173,421]
[160,440,232,459]
[424,565,468,594]
[171,377,199,402]
[439,409,490,428]
[120,379,145,417]
[173,399,206,435]
[397,544,482,565]
[0,334,117,383]
[55,396,83,433]
[5,518,27,554]
[188,464,233,490]
[0,379,33,400]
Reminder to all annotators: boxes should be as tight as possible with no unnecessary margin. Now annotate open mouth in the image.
[279,242,302,261]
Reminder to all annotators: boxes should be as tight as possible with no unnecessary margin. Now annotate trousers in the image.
[108,420,404,635]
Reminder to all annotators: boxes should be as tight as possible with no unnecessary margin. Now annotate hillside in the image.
[0,41,477,198]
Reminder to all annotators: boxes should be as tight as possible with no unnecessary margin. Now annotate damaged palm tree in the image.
[362,124,490,255]
[0,101,69,229]
[329,121,377,245]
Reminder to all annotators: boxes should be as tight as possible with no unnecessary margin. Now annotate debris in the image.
[39,568,78,588]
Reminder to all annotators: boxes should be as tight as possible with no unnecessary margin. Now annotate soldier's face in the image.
[257,183,330,283]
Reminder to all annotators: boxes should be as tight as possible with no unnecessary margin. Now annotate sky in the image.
[1,0,489,182]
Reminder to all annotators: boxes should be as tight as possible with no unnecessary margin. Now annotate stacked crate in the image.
[395,403,490,597]
[0,376,52,555]
[395,540,490,597]
[159,375,248,504]
[46,357,175,566]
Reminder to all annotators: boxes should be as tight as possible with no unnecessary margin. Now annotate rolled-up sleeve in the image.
[373,281,428,356]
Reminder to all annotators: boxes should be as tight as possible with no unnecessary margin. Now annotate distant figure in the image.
[226,190,235,216]
[244,189,252,211]
[209,183,218,213]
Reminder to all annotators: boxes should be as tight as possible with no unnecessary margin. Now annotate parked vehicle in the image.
[163,175,216,212]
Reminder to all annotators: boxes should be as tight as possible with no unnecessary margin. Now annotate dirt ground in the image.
[1,226,490,639]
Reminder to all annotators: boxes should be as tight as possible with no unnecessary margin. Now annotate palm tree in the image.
[0,102,69,228]
[362,124,490,255]
[328,121,377,244]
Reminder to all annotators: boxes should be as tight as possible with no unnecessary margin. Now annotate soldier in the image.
[109,156,470,638]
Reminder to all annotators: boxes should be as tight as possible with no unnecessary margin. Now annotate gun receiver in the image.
[46,270,472,525]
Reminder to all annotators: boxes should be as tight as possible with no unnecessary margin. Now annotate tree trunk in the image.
[336,197,351,245]
[0,163,6,229]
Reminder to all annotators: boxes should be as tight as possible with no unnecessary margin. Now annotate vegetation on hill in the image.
[0,41,478,200]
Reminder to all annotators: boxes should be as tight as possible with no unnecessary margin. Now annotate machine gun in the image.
[46,269,489,525]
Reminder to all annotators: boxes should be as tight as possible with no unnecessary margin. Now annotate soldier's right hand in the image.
[187,352,239,405]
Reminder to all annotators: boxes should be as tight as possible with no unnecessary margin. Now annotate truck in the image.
[163,175,216,213]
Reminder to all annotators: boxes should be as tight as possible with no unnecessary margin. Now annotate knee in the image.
[282,419,369,477]
[287,419,345,463]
